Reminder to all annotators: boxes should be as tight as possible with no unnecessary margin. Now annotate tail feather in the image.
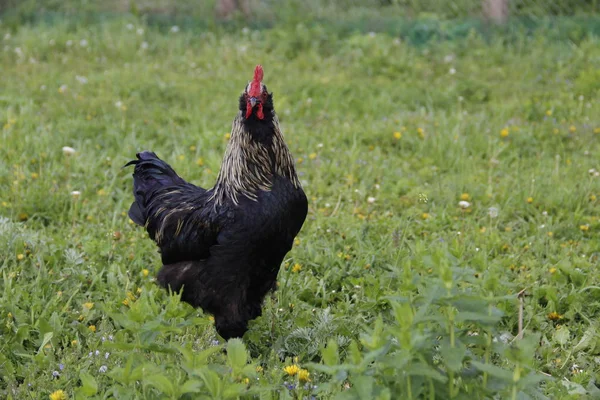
[125,151,186,226]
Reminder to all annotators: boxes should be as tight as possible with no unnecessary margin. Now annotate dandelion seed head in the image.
[458,201,471,209]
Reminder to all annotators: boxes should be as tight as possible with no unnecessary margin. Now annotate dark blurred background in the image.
[0,1,599,45]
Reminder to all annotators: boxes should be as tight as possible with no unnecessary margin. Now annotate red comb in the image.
[248,65,263,97]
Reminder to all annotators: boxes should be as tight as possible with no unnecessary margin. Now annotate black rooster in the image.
[126,66,308,340]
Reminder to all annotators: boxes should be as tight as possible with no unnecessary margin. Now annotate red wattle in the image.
[256,104,264,120]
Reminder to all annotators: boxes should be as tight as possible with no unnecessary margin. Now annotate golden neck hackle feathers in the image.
[211,111,300,205]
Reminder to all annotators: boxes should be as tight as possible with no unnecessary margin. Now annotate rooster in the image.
[126,65,308,340]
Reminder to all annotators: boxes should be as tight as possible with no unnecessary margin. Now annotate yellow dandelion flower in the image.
[479,227,486,233]
[294,238,300,246]
[126,292,136,301]
[579,225,589,232]
[243,377,250,385]
[292,263,302,273]
[393,131,402,140]
[545,110,552,116]
[189,145,196,151]
[142,269,149,277]
[569,125,576,133]
[196,157,204,166]
[547,312,562,321]
[500,128,509,138]
[122,298,129,306]
[31,172,39,179]
[178,154,185,161]
[421,213,429,220]
[553,128,559,134]
[49,390,68,400]
[256,366,264,373]
[590,195,597,202]
[549,267,557,274]
[594,128,600,134]
[283,365,300,376]
[460,193,470,201]
[298,369,311,382]
[417,127,425,138]
[208,315,215,322]
[309,153,317,160]
[297,157,303,164]
[71,340,77,346]
[88,325,96,332]
[83,302,94,310]
[97,188,106,196]
[17,253,24,261]
[547,231,553,237]
[526,197,533,204]
[224,133,231,140]
[7,312,13,319]
[136,287,142,294]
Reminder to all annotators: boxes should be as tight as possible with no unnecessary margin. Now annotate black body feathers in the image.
[126,90,307,340]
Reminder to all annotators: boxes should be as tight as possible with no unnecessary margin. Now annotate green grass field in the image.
[1,16,600,400]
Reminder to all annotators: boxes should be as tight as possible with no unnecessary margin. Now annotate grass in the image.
[1,15,600,400]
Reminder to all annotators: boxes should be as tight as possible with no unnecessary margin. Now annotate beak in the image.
[249,97,257,108]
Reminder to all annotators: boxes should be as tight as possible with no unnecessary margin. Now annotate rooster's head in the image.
[241,65,271,120]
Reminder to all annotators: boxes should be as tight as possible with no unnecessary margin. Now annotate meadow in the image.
[1,13,600,400]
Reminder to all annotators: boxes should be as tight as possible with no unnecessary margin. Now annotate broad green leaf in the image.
[405,362,448,383]
[471,361,513,381]
[196,367,222,398]
[37,332,53,354]
[79,371,98,396]
[552,325,570,346]
[222,383,247,399]
[180,379,203,394]
[144,374,175,396]
[573,326,597,352]
[322,338,340,366]
[351,375,375,400]
[439,341,466,372]
[227,338,248,371]
[348,340,362,365]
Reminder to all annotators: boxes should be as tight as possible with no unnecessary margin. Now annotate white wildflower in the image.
[367,197,376,204]
[443,54,454,63]
[126,23,134,30]
[458,200,471,209]
[136,28,144,36]
[49,39,55,46]
[40,85,47,91]
[62,146,76,156]
[99,365,107,373]
[449,67,456,75]
[75,75,88,84]
[66,40,73,47]
[170,25,180,33]
[140,41,148,50]
[115,100,123,108]
[79,39,88,47]
[71,190,81,199]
